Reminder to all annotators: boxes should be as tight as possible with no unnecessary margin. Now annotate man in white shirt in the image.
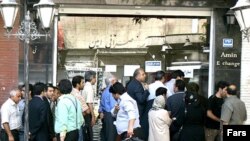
[1,89,22,141]
[82,71,97,141]
[110,82,144,140]
[148,71,167,101]
[164,70,185,97]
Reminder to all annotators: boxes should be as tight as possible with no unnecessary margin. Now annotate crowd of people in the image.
[0,68,247,141]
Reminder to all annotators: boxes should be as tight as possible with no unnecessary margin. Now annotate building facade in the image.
[0,0,249,123]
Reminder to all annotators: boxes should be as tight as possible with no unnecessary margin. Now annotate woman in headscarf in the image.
[179,91,206,141]
[148,92,172,141]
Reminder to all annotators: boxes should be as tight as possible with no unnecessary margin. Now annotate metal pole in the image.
[23,35,30,141]
[52,10,58,86]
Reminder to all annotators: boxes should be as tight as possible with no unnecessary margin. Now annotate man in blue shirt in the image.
[99,75,117,141]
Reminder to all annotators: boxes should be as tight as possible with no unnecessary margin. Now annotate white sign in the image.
[124,65,140,76]
[223,38,233,48]
[182,69,194,78]
[105,65,117,72]
[167,66,195,78]
[145,61,161,72]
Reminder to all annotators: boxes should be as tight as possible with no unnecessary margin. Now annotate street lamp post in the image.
[231,0,250,39]
[0,0,55,141]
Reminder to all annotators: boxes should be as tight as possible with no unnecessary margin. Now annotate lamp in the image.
[231,0,250,37]
[226,9,236,25]
[183,36,193,47]
[0,0,19,33]
[0,1,55,141]
[0,0,56,40]
[34,0,55,32]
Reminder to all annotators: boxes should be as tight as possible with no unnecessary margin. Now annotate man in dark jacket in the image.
[29,82,50,141]
[43,84,56,141]
[126,68,150,137]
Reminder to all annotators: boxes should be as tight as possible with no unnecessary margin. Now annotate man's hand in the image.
[52,137,57,141]
[114,104,120,114]
[127,127,134,138]
[60,136,65,141]
[99,112,104,120]
[8,134,14,141]
[91,116,96,127]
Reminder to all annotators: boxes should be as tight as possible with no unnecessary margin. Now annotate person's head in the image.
[109,82,126,100]
[186,82,199,94]
[105,75,117,86]
[171,70,185,80]
[9,89,22,104]
[20,84,33,99]
[154,70,165,82]
[72,75,85,90]
[58,79,72,94]
[155,87,167,98]
[226,84,237,96]
[152,95,166,110]
[85,71,97,85]
[51,87,62,102]
[133,68,147,82]
[184,91,198,106]
[174,79,186,93]
[33,82,46,96]
[215,81,229,97]
[45,83,54,99]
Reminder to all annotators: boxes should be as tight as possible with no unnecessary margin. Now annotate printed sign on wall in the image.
[145,61,161,73]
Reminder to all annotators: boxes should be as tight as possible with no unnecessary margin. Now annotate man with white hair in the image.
[98,75,117,141]
[1,89,22,141]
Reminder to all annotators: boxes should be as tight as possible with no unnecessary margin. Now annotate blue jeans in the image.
[78,125,85,141]
[19,130,24,141]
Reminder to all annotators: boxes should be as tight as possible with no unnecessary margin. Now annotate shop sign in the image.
[223,38,233,48]
[145,61,161,73]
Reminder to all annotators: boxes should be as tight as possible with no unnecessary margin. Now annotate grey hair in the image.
[85,71,96,82]
[133,68,144,78]
[105,75,116,86]
[9,89,19,97]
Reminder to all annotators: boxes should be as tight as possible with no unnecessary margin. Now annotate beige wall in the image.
[60,16,207,49]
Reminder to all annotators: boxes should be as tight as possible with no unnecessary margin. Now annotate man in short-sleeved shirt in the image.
[1,89,22,141]
[83,82,95,104]
[221,84,247,125]
[71,75,89,141]
[205,81,229,141]
[82,71,97,141]
[55,79,84,141]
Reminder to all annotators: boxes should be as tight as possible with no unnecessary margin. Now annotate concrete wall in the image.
[60,16,206,49]
[54,0,236,8]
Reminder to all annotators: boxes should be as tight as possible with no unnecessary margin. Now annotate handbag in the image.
[122,137,144,141]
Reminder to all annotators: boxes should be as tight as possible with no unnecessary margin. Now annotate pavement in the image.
[93,119,102,141]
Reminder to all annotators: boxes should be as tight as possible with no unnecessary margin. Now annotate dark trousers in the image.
[120,128,145,141]
[56,129,78,141]
[84,114,93,141]
[1,129,19,141]
[103,112,117,141]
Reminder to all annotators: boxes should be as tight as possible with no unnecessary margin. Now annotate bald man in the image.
[221,84,247,125]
